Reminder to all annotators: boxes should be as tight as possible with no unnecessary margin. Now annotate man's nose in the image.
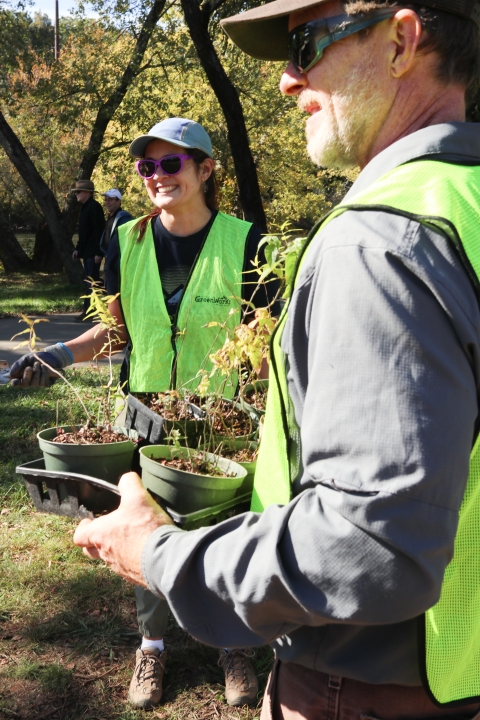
[279,61,308,95]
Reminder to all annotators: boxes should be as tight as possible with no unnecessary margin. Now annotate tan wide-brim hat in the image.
[71,179,95,193]
[220,0,480,61]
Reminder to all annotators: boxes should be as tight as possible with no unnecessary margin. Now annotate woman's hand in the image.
[73,472,174,587]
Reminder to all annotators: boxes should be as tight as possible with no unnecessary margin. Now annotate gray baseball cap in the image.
[220,0,480,61]
[129,118,213,159]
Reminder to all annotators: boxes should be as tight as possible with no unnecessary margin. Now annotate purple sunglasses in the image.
[135,154,194,179]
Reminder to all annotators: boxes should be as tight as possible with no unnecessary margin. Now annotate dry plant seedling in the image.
[139,225,308,465]
[11,285,127,444]
[157,428,235,477]
[191,224,307,461]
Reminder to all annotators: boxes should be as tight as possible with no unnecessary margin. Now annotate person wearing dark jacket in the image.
[99,188,133,256]
[72,179,105,320]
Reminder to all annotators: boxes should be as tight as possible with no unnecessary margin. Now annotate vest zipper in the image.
[169,222,213,389]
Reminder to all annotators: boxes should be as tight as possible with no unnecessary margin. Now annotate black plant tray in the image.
[16,458,251,529]
[125,394,204,445]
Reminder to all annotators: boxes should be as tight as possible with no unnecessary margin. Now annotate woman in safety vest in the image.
[11,117,276,709]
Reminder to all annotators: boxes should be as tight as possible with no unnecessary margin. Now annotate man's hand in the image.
[94,255,102,264]
[73,472,174,587]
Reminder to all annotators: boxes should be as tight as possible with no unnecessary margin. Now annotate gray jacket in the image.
[142,122,480,685]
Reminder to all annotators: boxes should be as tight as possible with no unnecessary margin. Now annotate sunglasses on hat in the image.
[135,154,194,179]
[288,8,397,74]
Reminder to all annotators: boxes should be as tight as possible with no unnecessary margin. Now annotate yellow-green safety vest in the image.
[118,211,252,396]
[253,159,480,707]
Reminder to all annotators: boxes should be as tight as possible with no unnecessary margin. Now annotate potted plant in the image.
[13,289,136,486]
[139,433,247,514]
[125,390,204,445]
[199,437,258,494]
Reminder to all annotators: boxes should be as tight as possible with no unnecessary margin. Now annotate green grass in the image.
[10,660,74,693]
[0,272,83,317]
[0,369,272,719]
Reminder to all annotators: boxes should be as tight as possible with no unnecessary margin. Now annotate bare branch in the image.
[200,0,228,20]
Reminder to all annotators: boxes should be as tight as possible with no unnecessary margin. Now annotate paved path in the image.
[0,313,124,368]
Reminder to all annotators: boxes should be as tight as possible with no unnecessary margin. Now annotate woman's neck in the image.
[160,204,213,236]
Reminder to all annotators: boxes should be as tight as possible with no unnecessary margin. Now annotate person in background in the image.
[99,189,133,257]
[71,179,105,321]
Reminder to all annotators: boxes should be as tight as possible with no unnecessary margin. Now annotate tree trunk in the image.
[0,212,32,272]
[32,220,63,272]
[61,0,167,234]
[0,111,83,284]
[180,0,267,232]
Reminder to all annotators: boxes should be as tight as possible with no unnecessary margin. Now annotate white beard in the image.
[302,54,383,169]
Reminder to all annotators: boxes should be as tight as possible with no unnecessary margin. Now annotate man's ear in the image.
[388,8,423,78]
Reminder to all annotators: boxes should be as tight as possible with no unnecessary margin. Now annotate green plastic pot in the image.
[37,426,135,485]
[139,445,247,514]
[199,438,258,495]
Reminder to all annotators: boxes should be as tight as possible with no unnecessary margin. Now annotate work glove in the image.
[10,343,74,388]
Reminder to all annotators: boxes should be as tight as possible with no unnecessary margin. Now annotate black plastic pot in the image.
[125,394,204,445]
[16,458,251,528]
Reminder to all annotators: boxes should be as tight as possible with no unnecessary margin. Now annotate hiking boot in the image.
[218,648,258,706]
[128,647,167,709]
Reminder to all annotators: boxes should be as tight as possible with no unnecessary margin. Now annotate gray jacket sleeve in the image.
[142,210,480,650]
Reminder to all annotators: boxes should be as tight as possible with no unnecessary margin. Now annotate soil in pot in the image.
[153,451,235,477]
[242,382,268,414]
[215,445,258,463]
[201,439,258,495]
[51,425,127,444]
[128,392,204,446]
[139,445,246,514]
[206,400,259,440]
[143,392,203,420]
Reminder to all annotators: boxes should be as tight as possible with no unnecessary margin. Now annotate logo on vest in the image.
[195,295,230,305]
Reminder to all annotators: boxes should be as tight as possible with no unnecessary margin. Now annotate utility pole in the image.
[54,0,60,60]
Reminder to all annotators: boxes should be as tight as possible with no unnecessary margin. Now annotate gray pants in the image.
[135,586,169,638]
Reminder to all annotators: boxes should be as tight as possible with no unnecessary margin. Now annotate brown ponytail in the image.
[133,208,161,243]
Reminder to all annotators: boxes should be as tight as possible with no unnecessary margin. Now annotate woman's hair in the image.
[133,148,219,243]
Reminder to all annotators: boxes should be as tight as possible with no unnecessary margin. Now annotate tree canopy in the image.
[0,0,362,279]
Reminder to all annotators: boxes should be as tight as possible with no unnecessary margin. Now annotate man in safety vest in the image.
[74,0,480,717]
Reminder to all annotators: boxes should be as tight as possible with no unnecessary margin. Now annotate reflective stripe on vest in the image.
[118,212,252,395]
[253,159,480,706]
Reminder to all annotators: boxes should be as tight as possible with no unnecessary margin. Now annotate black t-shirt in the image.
[105,210,279,320]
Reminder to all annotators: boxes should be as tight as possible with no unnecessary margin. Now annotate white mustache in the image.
[298,90,321,112]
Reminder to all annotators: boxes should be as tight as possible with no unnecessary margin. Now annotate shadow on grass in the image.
[0,272,82,317]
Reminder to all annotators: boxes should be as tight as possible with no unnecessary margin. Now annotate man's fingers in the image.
[117,472,169,517]
[83,546,101,560]
[73,517,93,548]
[117,471,145,496]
